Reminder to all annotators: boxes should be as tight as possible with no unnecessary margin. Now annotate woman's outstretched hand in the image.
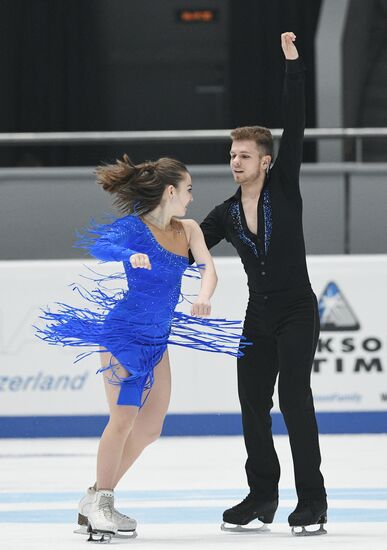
[191,294,211,317]
[130,253,152,270]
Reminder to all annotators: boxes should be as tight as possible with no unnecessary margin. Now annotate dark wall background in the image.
[229,0,321,163]
[343,0,387,161]
[0,0,321,167]
[0,0,103,166]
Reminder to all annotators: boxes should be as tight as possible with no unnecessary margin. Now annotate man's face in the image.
[230,140,263,185]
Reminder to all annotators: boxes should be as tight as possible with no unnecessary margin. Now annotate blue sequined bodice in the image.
[119,216,189,324]
[37,214,247,407]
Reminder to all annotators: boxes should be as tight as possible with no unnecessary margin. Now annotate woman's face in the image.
[172,172,193,216]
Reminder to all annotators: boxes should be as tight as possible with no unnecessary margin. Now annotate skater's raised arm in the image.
[183,219,218,317]
[275,32,306,189]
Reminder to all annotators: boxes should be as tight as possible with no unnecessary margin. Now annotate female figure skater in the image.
[38,155,245,541]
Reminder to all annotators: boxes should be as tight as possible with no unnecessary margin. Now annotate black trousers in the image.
[238,285,326,501]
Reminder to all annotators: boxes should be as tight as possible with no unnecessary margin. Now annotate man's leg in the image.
[222,319,280,528]
[237,329,280,500]
[276,292,326,500]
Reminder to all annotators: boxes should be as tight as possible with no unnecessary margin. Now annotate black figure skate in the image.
[221,494,278,533]
[288,498,327,536]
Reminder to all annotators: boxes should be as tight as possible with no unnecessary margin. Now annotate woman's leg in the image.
[112,348,171,487]
[96,350,139,490]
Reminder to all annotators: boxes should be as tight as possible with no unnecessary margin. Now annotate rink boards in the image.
[0,255,386,437]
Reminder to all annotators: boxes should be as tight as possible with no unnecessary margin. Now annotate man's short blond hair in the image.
[230,126,273,157]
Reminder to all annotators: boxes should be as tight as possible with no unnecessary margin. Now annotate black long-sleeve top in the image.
[195,58,311,295]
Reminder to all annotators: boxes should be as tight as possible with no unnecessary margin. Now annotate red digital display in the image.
[176,9,218,23]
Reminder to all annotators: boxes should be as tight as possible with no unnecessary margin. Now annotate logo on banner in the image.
[314,280,384,386]
[318,281,360,332]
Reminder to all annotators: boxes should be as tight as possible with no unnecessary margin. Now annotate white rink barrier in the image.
[0,256,386,437]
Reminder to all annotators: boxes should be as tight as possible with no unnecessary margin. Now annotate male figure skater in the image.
[194,33,327,535]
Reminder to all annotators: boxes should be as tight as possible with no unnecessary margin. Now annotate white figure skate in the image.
[74,488,137,542]
[75,486,137,537]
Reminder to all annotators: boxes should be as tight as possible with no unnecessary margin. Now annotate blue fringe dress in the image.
[37,215,247,407]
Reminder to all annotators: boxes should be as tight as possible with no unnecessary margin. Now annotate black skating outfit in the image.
[193,58,327,520]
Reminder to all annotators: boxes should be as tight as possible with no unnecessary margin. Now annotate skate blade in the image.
[291,524,327,537]
[74,525,137,540]
[221,521,270,534]
[87,531,113,543]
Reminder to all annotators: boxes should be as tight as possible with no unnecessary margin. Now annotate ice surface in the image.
[1,435,386,549]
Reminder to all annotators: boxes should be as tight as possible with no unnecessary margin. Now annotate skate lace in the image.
[99,495,113,521]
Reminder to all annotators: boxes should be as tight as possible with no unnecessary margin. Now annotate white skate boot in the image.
[75,486,137,540]
[87,489,117,543]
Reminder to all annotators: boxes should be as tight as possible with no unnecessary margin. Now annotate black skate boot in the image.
[221,493,278,533]
[288,498,327,536]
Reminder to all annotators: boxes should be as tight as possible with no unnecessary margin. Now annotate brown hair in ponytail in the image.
[95,155,189,216]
